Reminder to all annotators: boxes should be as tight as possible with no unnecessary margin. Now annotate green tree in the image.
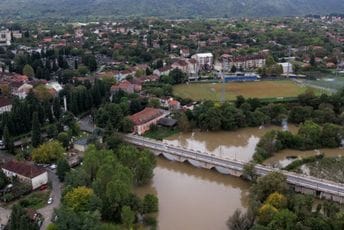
[55,206,101,230]
[298,120,322,149]
[268,209,297,229]
[22,64,34,78]
[64,186,96,212]
[168,68,187,84]
[3,125,14,154]
[57,158,70,182]
[31,112,41,148]
[32,140,64,163]
[142,194,159,213]
[227,209,254,230]
[251,172,288,202]
[0,169,8,189]
[57,132,70,148]
[7,204,39,230]
[121,206,135,229]
[53,97,62,120]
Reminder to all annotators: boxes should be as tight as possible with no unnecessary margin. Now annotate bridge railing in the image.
[124,134,344,196]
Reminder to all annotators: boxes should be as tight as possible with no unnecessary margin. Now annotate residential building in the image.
[12,31,23,39]
[167,98,181,110]
[1,161,48,190]
[279,62,294,75]
[191,53,214,70]
[0,98,12,114]
[13,83,33,99]
[73,138,89,152]
[0,29,11,46]
[111,80,142,94]
[129,107,168,135]
[180,48,190,58]
[220,54,266,71]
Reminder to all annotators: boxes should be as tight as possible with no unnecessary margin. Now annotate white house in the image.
[13,83,33,99]
[191,53,214,70]
[0,29,11,46]
[73,138,89,152]
[2,161,48,190]
[279,62,294,75]
[46,81,63,93]
[0,98,12,114]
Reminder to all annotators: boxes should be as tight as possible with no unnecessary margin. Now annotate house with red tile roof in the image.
[1,161,48,190]
[111,80,142,94]
[0,97,12,114]
[128,107,169,135]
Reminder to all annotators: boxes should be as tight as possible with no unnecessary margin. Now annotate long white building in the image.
[2,161,48,190]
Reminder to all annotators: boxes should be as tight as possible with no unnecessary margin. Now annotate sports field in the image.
[173,80,321,101]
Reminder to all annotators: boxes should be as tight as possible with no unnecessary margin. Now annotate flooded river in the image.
[164,125,298,162]
[136,157,250,230]
[139,124,344,229]
[264,148,344,167]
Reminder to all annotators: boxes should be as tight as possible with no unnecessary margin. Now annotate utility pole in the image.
[287,45,291,78]
[220,71,225,103]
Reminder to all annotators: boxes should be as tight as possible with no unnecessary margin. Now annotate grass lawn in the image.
[11,190,50,210]
[173,80,321,101]
[144,127,180,140]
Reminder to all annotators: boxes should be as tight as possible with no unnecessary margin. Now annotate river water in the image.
[136,157,250,230]
[138,124,344,229]
[164,125,298,162]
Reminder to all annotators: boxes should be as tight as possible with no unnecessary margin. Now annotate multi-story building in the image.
[0,29,11,46]
[221,54,266,71]
[191,53,214,70]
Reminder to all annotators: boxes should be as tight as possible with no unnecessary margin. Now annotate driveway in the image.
[0,206,11,227]
[38,171,61,230]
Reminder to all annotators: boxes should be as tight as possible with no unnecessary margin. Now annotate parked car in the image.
[49,164,57,170]
[47,197,53,204]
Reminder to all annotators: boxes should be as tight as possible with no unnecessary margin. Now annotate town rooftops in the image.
[2,161,46,179]
[129,107,166,126]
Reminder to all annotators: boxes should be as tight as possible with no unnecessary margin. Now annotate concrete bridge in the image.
[124,134,344,203]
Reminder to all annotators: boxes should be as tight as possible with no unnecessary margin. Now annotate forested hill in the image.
[0,0,344,19]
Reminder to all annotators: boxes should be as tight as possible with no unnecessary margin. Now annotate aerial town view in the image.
[1,0,344,230]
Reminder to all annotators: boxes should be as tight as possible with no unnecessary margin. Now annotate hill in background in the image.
[0,0,344,19]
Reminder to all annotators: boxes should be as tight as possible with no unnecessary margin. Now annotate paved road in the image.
[38,171,61,230]
[0,207,11,227]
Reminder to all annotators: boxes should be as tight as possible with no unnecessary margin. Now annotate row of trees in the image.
[181,89,344,132]
[253,121,344,162]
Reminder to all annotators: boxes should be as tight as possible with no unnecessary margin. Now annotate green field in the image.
[173,80,322,101]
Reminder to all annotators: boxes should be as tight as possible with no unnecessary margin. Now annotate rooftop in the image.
[2,161,46,179]
[129,107,166,126]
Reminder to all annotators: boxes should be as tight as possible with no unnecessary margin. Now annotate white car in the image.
[49,164,57,170]
[47,197,53,204]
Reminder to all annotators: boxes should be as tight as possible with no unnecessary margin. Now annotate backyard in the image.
[173,80,322,101]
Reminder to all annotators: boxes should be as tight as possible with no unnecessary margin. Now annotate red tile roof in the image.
[2,161,46,179]
[0,97,12,107]
[129,107,165,126]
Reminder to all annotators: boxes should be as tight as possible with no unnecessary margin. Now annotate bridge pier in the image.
[125,135,344,203]
[294,185,316,196]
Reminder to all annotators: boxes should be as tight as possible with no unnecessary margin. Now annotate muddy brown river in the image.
[137,124,344,229]
[136,158,250,230]
[164,125,298,162]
